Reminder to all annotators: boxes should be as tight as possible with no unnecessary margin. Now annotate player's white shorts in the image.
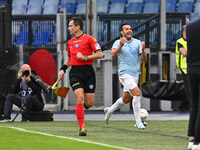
[119,74,139,93]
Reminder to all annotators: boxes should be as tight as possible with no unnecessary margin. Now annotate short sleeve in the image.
[112,40,120,50]
[88,37,101,52]
[67,42,71,57]
[138,41,142,55]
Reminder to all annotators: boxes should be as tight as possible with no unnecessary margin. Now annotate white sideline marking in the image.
[1,126,134,150]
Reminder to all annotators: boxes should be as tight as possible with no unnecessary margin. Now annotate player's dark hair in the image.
[70,17,83,30]
[120,23,130,31]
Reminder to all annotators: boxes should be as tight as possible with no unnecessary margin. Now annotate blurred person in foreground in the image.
[186,17,200,150]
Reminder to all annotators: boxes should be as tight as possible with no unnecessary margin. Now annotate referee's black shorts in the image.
[69,65,96,93]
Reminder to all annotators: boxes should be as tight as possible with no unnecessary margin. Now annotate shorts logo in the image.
[75,43,79,48]
[89,84,94,89]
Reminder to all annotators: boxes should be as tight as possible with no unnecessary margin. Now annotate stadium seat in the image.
[27,5,42,15]
[76,3,86,14]
[12,0,28,6]
[77,0,86,3]
[16,31,29,45]
[166,30,175,46]
[60,0,76,6]
[12,22,22,35]
[38,21,54,32]
[166,0,177,12]
[111,0,126,4]
[127,0,143,4]
[177,2,194,12]
[143,3,160,13]
[43,0,59,6]
[109,3,125,14]
[32,31,51,46]
[12,5,27,15]
[12,32,16,45]
[179,0,194,2]
[194,2,200,12]
[0,0,7,6]
[145,0,160,4]
[43,5,58,14]
[126,2,143,14]
[191,12,199,21]
[65,3,76,14]
[97,2,109,14]
[29,0,44,6]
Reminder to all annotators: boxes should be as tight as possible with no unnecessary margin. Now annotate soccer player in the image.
[104,23,147,129]
[58,17,103,136]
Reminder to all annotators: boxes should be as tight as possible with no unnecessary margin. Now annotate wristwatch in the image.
[85,56,88,61]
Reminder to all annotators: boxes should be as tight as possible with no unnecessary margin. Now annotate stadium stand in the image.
[76,3,86,14]
[43,0,59,6]
[112,0,126,4]
[60,0,76,4]
[12,0,28,6]
[29,0,44,6]
[97,0,109,14]
[145,0,160,4]
[127,0,143,4]
[109,3,125,14]
[191,12,199,21]
[177,2,194,12]
[32,31,51,46]
[166,0,177,12]
[126,2,143,14]
[15,31,29,45]
[179,0,194,2]
[77,0,86,3]
[194,1,200,12]
[64,3,76,14]
[43,5,58,14]
[143,3,160,13]
[26,4,42,15]
[12,5,27,15]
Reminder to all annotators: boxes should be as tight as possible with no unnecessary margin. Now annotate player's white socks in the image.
[132,96,141,122]
[108,97,125,113]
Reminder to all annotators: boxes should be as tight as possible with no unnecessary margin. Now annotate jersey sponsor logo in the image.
[74,40,81,43]
[89,84,94,89]
[75,43,79,48]
[95,43,101,50]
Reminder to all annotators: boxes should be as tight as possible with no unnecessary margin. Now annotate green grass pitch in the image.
[0,120,188,150]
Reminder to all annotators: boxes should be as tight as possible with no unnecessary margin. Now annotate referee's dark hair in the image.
[70,17,83,30]
[120,23,131,31]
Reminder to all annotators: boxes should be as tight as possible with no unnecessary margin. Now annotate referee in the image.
[58,17,103,136]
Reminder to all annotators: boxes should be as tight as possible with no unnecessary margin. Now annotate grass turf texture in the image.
[0,120,188,150]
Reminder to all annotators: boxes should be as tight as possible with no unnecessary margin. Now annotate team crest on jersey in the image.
[75,43,79,48]
[89,84,94,89]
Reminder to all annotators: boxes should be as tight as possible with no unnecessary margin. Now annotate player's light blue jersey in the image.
[112,38,142,76]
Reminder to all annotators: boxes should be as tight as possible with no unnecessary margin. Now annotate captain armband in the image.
[60,64,68,73]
